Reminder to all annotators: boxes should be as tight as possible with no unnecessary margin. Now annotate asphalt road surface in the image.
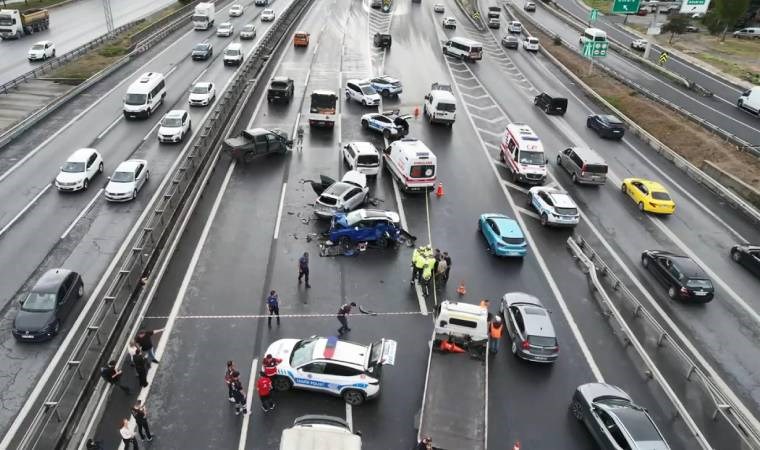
[77,0,759,449]
[0,0,181,85]
[0,0,288,438]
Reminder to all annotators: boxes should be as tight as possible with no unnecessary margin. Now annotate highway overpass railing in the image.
[0,0,313,447]
[568,235,760,450]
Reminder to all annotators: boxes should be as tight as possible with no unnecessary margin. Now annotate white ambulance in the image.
[383,138,437,193]
[499,123,548,184]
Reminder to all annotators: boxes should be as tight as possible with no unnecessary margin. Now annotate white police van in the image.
[265,336,397,406]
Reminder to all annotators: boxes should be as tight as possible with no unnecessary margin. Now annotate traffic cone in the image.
[435,182,444,198]
[456,281,466,296]
[414,106,420,119]
[513,441,521,450]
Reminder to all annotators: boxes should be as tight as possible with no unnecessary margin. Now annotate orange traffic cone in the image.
[414,106,420,118]
[435,182,444,198]
[456,281,466,296]
[440,340,465,353]
[513,441,521,450]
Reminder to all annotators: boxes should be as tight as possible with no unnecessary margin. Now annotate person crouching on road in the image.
[256,370,276,412]
[489,316,504,355]
[262,353,282,378]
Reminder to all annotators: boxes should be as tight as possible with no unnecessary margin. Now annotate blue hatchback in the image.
[479,213,527,257]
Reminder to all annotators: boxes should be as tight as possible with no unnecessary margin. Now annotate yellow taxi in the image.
[620,178,675,214]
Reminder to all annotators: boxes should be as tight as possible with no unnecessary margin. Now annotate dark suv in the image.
[534,92,567,115]
[12,269,84,342]
[641,250,715,302]
[267,76,295,103]
[373,32,392,48]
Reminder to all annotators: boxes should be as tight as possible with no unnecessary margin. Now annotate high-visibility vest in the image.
[422,258,435,280]
[490,322,503,339]
[415,250,427,269]
[411,248,420,266]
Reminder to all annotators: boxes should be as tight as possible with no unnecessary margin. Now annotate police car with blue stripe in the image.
[361,110,412,139]
[264,336,397,406]
[368,76,403,97]
[527,186,579,227]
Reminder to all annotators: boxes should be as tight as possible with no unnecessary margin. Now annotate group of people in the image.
[410,245,452,296]
[224,354,283,416]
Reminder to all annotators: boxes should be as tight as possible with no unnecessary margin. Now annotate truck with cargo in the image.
[487,6,500,18]
[192,2,215,31]
[0,8,49,39]
[417,301,488,450]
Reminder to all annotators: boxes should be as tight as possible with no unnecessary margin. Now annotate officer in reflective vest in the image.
[411,247,422,286]
[414,247,427,285]
[489,316,504,355]
[421,255,436,296]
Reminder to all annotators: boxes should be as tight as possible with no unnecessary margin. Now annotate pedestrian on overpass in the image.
[130,400,153,441]
[230,371,248,415]
[135,328,164,364]
[225,360,238,403]
[489,316,504,355]
[119,418,139,450]
[298,252,311,288]
[337,302,357,335]
[256,370,276,412]
[100,360,130,394]
[266,290,280,327]
[133,347,149,388]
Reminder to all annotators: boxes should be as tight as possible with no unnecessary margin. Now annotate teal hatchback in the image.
[478,213,527,258]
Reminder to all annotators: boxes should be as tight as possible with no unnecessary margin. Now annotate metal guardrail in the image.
[0,0,313,447]
[568,235,760,450]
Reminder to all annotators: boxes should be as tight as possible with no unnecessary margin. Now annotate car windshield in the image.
[125,93,147,105]
[271,81,289,89]
[193,44,208,51]
[528,335,557,347]
[162,117,183,127]
[110,171,134,182]
[191,84,210,94]
[651,191,671,201]
[225,49,240,56]
[357,154,378,165]
[519,151,545,165]
[604,115,622,124]
[437,102,456,112]
[686,278,713,289]
[61,161,85,173]
[244,25,254,31]
[360,85,378,95]
[31,44,45,50]
[290,338,317,366]
[21,292,57,312]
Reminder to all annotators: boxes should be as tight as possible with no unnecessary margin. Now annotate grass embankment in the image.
[48,2,184,83]
[523,20,760,188]
[581,0,612,14]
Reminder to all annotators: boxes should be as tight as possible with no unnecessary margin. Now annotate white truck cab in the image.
[192,2,215,30]
[424,82,456,125]
[280,415,361,450]
[738,86,760,116]
[500,123,548,184]
[383,138,437,193]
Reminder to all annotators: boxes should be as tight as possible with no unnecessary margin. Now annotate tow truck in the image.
[418,300,488,450]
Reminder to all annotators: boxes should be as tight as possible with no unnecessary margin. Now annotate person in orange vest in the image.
[489,316,504,355]
[262,353,282,378]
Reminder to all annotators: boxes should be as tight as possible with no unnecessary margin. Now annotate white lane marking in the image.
[0,2,248,186]
[501,180,528,193]
[291,112,301,137]
[529,53,751,243]
[96,116,123,140]
[345,403,353,432]
[313,42,319,55]
[391,178,408,231]
[238,357,259,450]
[191,67,209,85]
[60,188,103,239]
[273,182,287,239]
[0,184,51,238]
[515,205,540,220]
[142,121,161,142]
[165,65,178,78]
[304,68,311,87]
[414,282,429,316]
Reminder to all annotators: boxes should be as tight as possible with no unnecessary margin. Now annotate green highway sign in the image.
[611,0,641,14]
[583,41,608,58]
[686,0,706,4]
[589,8,599,22]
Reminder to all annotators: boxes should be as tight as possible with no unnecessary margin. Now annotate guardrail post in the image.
[67,360,83,379]
[104,295,117,314]
[43,402,61,423]
[657,333,667,347]
[686,365,696,381]
[87,325,102,345]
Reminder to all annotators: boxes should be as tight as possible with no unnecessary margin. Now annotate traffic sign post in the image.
[659,51,669,65]
[582,41,609,74]
[611,0,641,14]
[589,8,598,22]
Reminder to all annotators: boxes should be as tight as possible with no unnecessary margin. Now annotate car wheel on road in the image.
[132,190,138,200]
[77,283,84,297]
[540,214,548,227]
[642,255,649,268]
[668,286,678,299]
[146,170,150,181]
[98,162,104,173]
[621,183,627,194]
[556,155,562,166]
[342,389,365,406]
[53,320,60,335]
[244,151,257,163]
[272,376,292,391]
[382,89,390,97]
[511,340,518,356]
[377,236,388,248]
[338,236,353,251]
[638,202,645,211]
[569,400,583,420]
[571,173,578,184]
[383,129,391,138]
[361,119,369,129]
[361,99,367,106]
[731,250,741,262]
[586,118,592,129]
[83,179,89,191]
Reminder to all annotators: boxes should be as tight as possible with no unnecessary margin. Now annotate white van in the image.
[123,72,166,119]
[424,82,456,125]
[738,86,760,115]
[280,415,361,450]
[383,138,437,193]
[223,43,243,66]
[579,27,607,46]
[499,123,548,184]
[508,20,522,34]
[342,142,381,176]
[442,37,483,61]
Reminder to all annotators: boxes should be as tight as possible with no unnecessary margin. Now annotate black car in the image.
[373,32,392,48]
[641,250,715,302]
[587,114,625,139]
[191,42,213,60]
[533,92,567,115]
[12,269,83,342]
[731,244,760,277]
[267,76,295,103]
[501,35,518,49]
[570,383,671,450]
[223,128,293,162]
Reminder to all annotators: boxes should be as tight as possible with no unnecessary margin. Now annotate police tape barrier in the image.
[568,235,760,449]
[0,1,315,448]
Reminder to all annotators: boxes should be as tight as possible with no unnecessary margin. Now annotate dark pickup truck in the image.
[267,76,294,103]
[223,128,292,163]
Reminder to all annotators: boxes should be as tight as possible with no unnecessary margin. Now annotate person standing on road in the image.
[266,290,280,327]
[133,347,150,388]
[415,435,433,450]
[256,370,276,412]
[410,247,421,286]
[230,371,248,415]
[337,302,357,335]
[443,252,452,282]
[135,328,164,364]
[298,252,311,288]
[435,257,448,288]
[413,247,427,286]
[479,299,493,323]
[225,360,237,403]
[131,400,153,441]
[421,255,436,297]
[262,354,282,378]
[119,418,139,450]
[100,360,130,394]
[489,316,504,355]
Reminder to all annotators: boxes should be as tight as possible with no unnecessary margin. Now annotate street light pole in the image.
[101,0,114,35]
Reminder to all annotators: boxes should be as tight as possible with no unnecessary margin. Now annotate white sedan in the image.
[433,3,444,13]
[188,82,216,107]
[105,159,149,202]
[216,22,234,37]
[28,40,55,61]
[229,4,244,16]
[631,38,647,51]
[261,9,275,21]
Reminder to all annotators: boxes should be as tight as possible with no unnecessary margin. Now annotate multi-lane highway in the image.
[0,0,175,84]
[0,0,289,437]
[75,0,759,449]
